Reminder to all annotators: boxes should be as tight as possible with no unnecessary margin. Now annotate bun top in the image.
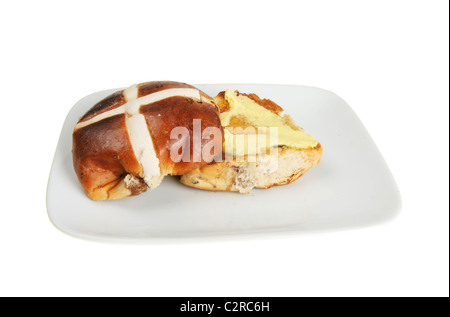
[72,81,223,200]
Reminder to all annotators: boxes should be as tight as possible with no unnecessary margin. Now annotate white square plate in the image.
[47,84,401,242]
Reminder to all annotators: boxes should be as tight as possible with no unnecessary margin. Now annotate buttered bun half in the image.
[72,81,222,200]
[180,90,323,193]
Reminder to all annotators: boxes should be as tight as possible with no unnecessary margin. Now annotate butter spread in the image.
[220,89,318,155]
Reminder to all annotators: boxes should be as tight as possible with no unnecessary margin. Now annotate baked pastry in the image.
[180,89,322,193]
[72,81,222,200]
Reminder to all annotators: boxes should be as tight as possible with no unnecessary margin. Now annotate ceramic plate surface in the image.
[46,84,401,242]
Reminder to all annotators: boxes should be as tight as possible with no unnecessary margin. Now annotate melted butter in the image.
[220,89,318,155]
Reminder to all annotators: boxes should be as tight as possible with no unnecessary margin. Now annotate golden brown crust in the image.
[240,92,284,114]
[138,81,192,97]
[72,81,222,200]
[79,90,126,122]
[214,91,229,113]
[72,114,143,200]
[214,90,284,115]
[140,96,223,175]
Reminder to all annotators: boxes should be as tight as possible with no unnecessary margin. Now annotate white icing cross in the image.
[74,86,202,130]
[74,84,204,188]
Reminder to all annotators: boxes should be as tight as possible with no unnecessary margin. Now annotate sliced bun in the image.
[180,90,322,193]
[180,145,322,193]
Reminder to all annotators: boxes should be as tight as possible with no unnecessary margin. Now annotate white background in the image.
[0,0,448,297]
